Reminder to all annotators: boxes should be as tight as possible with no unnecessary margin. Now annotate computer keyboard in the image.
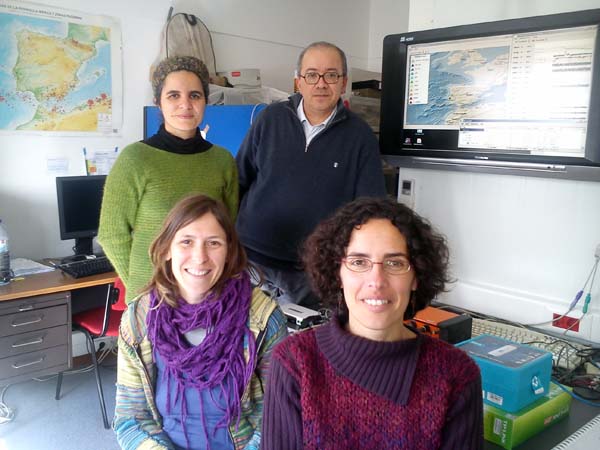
[471,317,589,370]
[58,256,114,278]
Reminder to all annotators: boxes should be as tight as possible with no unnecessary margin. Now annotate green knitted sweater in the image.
[98,141,238,302]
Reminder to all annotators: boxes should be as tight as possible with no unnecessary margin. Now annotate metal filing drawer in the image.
[0,304,68,338]
[0,291,71,384]
[0,345,70,382]
[0,326,70,359]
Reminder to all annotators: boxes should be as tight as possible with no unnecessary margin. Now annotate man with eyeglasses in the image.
[236,41,386,308]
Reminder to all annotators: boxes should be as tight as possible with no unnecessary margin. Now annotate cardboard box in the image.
[483,382,572,449]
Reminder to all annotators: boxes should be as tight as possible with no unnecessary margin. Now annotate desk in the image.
[0,270,116,385]
[484,398,600,449]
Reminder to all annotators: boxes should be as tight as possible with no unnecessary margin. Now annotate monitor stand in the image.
[74,236,94,256]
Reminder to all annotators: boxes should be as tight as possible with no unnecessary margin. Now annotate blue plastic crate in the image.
[456,334,552,413]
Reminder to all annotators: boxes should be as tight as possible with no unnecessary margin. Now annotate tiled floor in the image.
[0,359,119,450]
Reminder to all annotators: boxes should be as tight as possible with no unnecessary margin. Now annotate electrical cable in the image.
[562,258,598,334]
[552,378,600,407]
[0,385,15,424]
[525,256,598,327]
[250,103,267,125]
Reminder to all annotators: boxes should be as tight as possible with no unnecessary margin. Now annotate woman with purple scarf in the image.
[113,194,287,450]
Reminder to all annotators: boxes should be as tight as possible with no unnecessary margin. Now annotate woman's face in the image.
[159,70,206,139]
[339,218,417,342]
[168,212,228,304]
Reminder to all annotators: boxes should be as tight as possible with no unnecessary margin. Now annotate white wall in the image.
[408,0,600,31]
[175,0,372,91]
[367,0,409,72]
[0,0,371,260]
[385,0,600,343]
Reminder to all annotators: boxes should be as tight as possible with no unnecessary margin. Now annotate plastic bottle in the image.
[0,219,10,285]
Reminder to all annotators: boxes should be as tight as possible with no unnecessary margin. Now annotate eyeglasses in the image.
[343,256,411,275]
[299,71,343,85]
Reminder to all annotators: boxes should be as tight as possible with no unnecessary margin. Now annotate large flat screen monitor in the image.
[380,9,600,175]
[56,175,106,257]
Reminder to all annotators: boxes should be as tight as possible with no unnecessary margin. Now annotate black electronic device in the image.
[380,9,600,171]
[58,255,113,278]
[56,175,106,257]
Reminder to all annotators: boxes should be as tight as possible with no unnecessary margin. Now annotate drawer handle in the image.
[12,356,45,369]
[18,304,35,312]
[11,315,44,327]
[12,336,44,348]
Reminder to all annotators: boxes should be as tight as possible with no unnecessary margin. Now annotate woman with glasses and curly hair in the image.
[99,56,238,304]
[262,197,483,450]
[114,194,287,450]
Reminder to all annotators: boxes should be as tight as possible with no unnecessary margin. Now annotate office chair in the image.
[55,277,126,429]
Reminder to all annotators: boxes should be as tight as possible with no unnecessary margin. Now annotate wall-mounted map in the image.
[0,1,122,134]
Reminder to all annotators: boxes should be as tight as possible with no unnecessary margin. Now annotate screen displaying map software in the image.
[402,25,596,158]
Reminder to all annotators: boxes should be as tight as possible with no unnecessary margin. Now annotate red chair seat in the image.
[73,307,122,336]
[56,277,127,429]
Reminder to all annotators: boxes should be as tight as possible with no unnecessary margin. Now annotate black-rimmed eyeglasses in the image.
[299,71,343,85]
[342,256,411,275]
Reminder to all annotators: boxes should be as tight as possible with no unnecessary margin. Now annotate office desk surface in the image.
[0,269,117,302]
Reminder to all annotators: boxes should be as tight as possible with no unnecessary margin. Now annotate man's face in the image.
[296,46,347,123]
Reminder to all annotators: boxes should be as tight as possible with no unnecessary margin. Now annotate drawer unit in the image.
[0,304,67,338]
[0,326,70,359]
[0,344,70,383]
[0,291,71,384]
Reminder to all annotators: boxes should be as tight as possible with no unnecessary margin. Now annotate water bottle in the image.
[0,219,10,285]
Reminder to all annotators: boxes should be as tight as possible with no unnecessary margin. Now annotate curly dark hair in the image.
[302,197,450,319]
[151,56,210,105]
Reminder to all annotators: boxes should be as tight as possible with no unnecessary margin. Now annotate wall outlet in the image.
[595,243,600,258]
[71,330,117,357]
[398,178,416,209]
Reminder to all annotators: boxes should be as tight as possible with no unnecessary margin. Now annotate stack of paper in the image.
[10,258,55,277]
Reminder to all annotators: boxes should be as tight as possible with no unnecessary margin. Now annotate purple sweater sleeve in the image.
[439,374,484,450]
[261,354,303,450]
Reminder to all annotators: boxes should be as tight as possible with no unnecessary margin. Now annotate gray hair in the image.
[295,41,348,77]
[151,56,210,104]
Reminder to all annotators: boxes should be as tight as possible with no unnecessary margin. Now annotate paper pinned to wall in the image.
[47,157,69,175]
[84,147,119,175]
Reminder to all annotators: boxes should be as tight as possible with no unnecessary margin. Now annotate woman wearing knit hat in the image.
[98,56,239,305]
[262,197,483,449]
[113,194,287,450]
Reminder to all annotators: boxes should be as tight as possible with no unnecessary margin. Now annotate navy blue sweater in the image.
[236,94,386,267]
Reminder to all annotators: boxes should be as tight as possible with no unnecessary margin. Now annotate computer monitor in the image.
[380,8,600,174]
[56,175,106,257]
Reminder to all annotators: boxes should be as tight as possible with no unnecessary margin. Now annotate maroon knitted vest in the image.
[277,326,479,450]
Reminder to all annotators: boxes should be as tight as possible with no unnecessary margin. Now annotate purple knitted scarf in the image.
[146,271,257,443]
